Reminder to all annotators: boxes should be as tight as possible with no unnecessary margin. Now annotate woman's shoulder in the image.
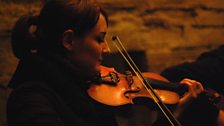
[7,81,59,108]
[6,81,73,126]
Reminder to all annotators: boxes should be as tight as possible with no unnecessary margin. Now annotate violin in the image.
[88,66,188,106]
[88,65,224,107]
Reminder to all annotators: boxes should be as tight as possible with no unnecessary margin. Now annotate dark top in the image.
[161,45,224,126]
[7,52,118,126]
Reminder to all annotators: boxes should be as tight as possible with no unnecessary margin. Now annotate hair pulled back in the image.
[11,0,108,59]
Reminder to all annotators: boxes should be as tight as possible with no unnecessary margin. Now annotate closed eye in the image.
[96,37,105,43]
[95,32,106,43]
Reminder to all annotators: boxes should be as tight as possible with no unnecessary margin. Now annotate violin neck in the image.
[145,78,188,96]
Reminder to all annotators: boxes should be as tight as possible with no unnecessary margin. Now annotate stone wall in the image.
[0,0,224,126]
[99,0,224,72]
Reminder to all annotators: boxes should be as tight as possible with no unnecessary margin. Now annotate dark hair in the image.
[11,15,39,59]
[11,0,108,59]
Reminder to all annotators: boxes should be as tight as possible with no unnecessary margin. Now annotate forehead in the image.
[91,13,107,33]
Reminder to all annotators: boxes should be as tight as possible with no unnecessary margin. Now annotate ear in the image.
[62,29,75,51]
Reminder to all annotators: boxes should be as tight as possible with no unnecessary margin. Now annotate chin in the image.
[94,65,101,74]
[85,64,101,77]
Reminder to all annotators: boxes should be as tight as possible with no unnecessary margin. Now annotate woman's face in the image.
[68,13,110,77]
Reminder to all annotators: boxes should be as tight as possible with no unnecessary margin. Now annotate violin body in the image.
[88,66,224,111]
[88,66,181,106]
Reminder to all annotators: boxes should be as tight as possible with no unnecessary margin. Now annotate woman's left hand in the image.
[180,78,204,98]
[173,78,204,118]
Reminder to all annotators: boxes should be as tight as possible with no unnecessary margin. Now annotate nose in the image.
[102,40,111,54]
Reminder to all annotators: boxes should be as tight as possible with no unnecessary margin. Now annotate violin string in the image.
[112,36,181,126]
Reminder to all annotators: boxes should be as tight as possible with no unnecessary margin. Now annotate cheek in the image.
[83,41,102,60]
[80,43,102,74]
[69,39,102,76]
[72,42,101,71]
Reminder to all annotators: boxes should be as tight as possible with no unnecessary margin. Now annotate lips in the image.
[98,56,103,62]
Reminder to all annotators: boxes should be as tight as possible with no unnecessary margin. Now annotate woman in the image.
[7,0,203,126]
